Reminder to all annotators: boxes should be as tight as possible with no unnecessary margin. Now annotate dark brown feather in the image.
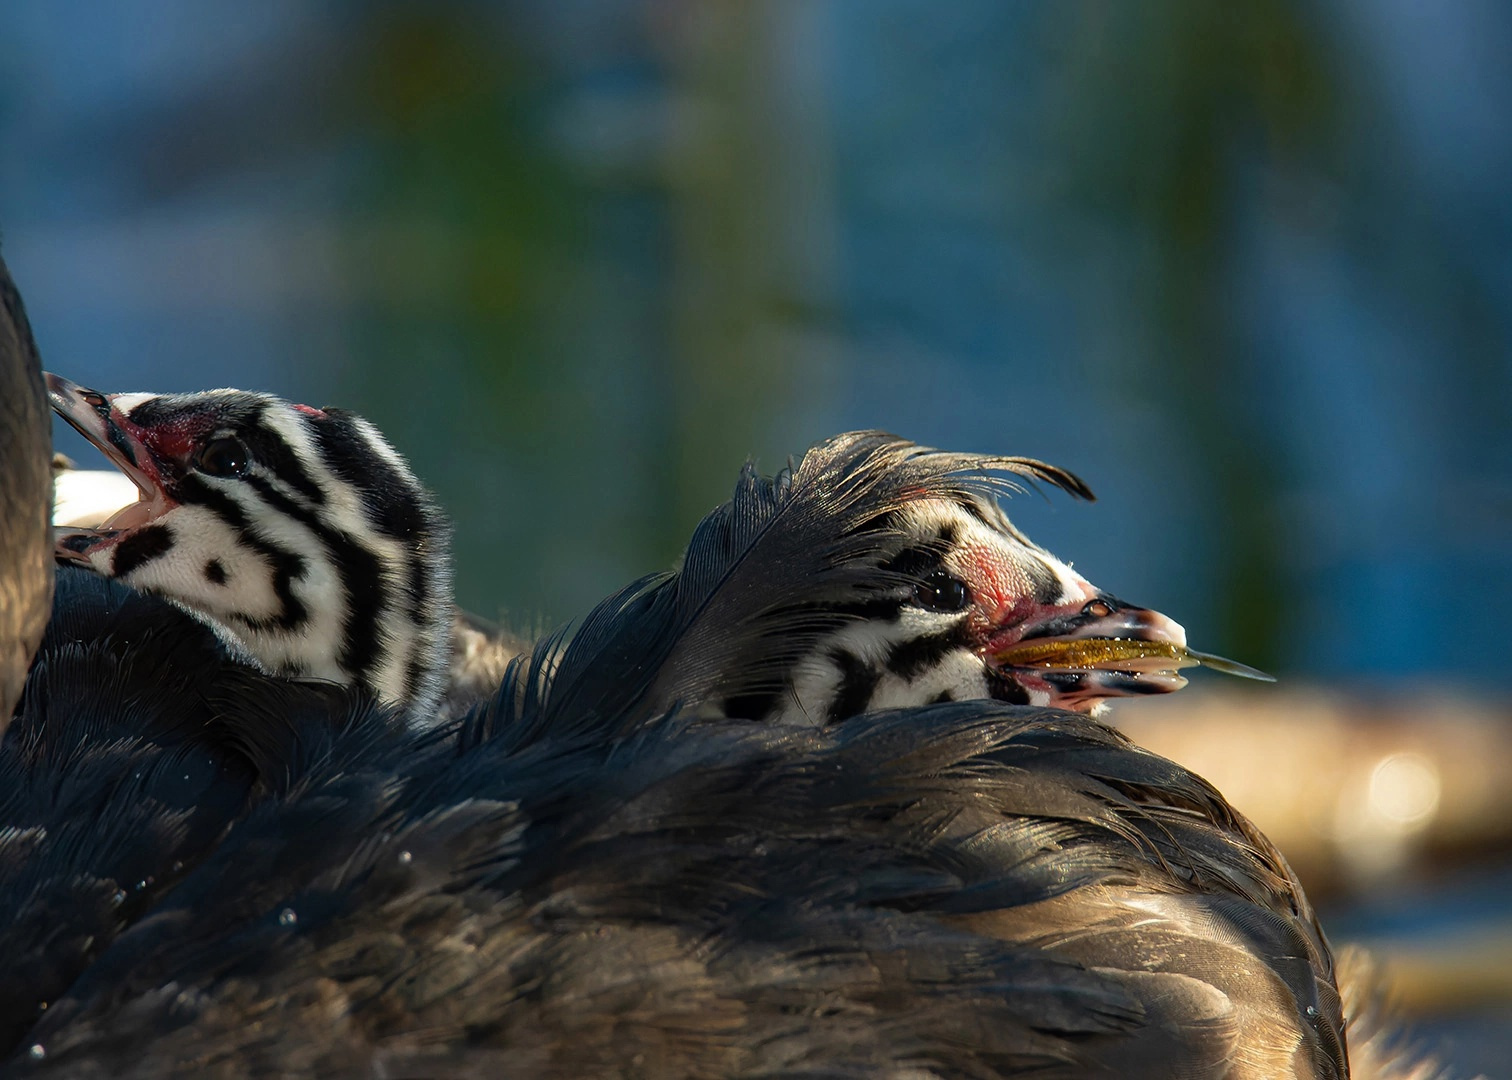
[8,703,1342,1078]
[0,253,53,733]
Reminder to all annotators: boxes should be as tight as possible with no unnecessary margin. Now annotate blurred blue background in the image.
[3,0,1507,670]
[2,1,1510,1071]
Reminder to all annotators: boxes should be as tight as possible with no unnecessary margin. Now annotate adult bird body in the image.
[2,263,1348,1076]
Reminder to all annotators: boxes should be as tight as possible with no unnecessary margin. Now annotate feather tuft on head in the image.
[467,432,1093,749]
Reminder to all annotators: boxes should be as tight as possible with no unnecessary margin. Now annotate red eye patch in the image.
[124,411,218,464]
[956,537,1043,629]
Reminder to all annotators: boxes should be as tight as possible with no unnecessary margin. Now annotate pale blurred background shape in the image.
[1,2,1509,1072]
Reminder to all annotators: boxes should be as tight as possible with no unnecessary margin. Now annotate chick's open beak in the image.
[47,373,176,565]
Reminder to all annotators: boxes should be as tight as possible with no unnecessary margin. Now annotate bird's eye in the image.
[912,570,970,613]
[194,436,250,478]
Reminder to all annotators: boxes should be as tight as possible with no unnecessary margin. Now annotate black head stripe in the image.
[310,411,428,540]
[827,648,881,725]
[179,475,309,630]
[407,551,429,615]
[118,396,180,427]
[241,473,387,684]
[112,524,175,578]
[878,544,947,581]
[306,409,444,696]
[886,626,969,680]
[403,655,427,704]
[246,403,326,505]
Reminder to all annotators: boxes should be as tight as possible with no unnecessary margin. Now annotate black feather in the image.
[0,570,258,1053]
[7,702,1342,1078]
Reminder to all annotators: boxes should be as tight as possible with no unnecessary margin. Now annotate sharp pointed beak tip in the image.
[45,370,83,404]
[1185,649,1278,683]
[45,372,108,432]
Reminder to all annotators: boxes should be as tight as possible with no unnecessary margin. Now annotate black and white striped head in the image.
[47,373,451,717]
[506,433,1217,741]
[773,473,1190,724]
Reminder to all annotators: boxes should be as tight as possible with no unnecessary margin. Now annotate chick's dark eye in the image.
[912,570,970,613]
[195,436,249,478]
